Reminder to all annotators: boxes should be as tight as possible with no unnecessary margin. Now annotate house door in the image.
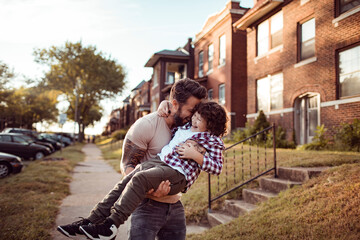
[295,93,320,145]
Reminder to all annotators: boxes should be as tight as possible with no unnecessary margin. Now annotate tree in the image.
[34,41,126,141]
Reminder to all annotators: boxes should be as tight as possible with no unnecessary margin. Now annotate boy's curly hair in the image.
[194,101,228,137]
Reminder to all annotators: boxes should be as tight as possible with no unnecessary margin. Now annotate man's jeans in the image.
[129,199,186,240]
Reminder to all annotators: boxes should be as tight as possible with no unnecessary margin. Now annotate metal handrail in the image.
[208,123,277,211]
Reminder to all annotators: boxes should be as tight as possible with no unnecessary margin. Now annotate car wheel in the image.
[0,163,10,178]
[35,152,45,160]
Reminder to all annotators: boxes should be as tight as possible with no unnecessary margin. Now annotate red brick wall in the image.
[246,0,360,140]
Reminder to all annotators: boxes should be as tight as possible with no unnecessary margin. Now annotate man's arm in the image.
[121,138,146,175]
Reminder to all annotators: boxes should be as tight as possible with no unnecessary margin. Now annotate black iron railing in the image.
[208,124,277,211]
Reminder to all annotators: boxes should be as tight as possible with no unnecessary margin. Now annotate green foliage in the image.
[302,124,329,150]
[0,61,14,89]
[334,119,360,152]
[230,111,295,149]
[111,129,128,141]
[266,126,296,149]
[33,41,127,139]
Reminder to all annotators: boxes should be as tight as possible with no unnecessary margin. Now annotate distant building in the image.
[234,0,360,144]
[145,38,194,112]
[194,1,248,130]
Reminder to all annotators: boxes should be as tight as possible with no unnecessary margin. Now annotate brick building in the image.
[234,0,360,144]
[145,38,195,112]
[194,1,248,130]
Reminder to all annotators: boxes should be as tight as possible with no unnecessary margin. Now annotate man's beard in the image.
[173,113,185,127]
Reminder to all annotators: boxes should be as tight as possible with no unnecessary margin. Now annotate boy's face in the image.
[191,112,207,132]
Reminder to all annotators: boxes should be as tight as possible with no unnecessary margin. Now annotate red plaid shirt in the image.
[163,123,224,192]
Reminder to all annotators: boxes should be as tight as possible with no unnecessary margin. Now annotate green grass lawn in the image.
[187,162,360,240]
[97,138,360,226]
[0,144,85,240]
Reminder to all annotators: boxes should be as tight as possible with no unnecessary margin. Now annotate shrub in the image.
[111,129,128,141]
[266,126,296,149]
[334,119,360,152]
[302,124,329,150]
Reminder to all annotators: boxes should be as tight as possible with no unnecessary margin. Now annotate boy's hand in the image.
[157,100,171,117]
[146,180,171,197]
[177,141,205,165]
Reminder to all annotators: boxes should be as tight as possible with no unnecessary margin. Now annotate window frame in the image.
[208,89,213,100]
[219,84,225,105]
[256,72,284,112]
[198,51,204,77]
[219,34,226,67]
[256,11,283,57]
[337,42,360,98]
[336,0,360,16]
[297,16,316,62]
[208,43,214,73]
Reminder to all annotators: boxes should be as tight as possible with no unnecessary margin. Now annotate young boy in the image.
[59,101,228,240]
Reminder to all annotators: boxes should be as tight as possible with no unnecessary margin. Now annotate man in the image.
[57,78,207,240]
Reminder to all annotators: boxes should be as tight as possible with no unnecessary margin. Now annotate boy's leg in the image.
[109,160,187,227]
[87,163,143,223]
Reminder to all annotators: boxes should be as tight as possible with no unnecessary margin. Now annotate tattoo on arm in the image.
[121,138,146,170]
[193,142,206,155]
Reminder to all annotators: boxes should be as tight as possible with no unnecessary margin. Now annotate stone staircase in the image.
[207,166,328,227]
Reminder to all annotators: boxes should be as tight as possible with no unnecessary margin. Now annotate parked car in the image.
[3,128,62,151]
[40,133,72,147]
[0,152,23,178]
[0,133,52,160]
[18,134,55,153]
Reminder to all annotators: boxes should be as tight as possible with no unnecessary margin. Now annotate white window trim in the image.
[294,56,317,68]
[254,44,283,63]
[333,5,360,26]
[247,96,360,119]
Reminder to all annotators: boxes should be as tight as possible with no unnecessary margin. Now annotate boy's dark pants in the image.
[88,157,187,227]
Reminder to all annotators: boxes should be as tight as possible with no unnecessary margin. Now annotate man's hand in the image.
[146,180,171,198]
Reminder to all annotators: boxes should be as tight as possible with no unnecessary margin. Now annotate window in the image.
[0,135,11,142]
[219,84,225,105]
[339,44,360,97]
[257,11,283,56]
[219,35,226,66]
[199,51,204,77]
[338,0,360,15]
[166,72,175,84]
[257,73,283,112]
[299,18,315,60]
[152,65,159,88]
[208,89,213,100]
[208,44,214,72]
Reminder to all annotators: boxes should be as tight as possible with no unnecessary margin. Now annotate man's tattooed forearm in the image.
[121,139,146,168]
[193,142,206,155]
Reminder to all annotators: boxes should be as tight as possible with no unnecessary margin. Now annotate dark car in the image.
[40,133,71,147]
[18,134,55,153]
[0,152,23,178]
[2,128,60,151]
[0,133,52,160]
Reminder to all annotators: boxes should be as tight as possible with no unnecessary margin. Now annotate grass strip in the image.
[0,144,85,240]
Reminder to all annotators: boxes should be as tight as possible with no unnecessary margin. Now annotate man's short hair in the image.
[169,78,207,104]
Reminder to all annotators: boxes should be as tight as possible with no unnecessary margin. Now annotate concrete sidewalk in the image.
[52,143,128,240]
[51,143,208,240]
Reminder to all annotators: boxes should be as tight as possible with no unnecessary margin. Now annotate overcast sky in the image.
[0,0,253,134]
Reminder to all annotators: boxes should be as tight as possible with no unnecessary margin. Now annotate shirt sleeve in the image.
[126,117,155,150]
[199,141,223,175]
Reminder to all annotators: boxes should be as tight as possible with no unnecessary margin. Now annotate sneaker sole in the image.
[79,226,116,240]
[57,226,75,238]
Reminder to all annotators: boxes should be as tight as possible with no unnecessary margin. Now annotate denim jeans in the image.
[128,199,186,240]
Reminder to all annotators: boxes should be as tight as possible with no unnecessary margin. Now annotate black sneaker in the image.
[79,218,117,240]
[57,217,92,238]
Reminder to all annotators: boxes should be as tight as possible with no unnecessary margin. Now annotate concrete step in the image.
[207,211,236,227]
[259,177,302,194]
[242,188,277,205]
[277,167,328,182]
[224,199,257,217]
[186,224,210,235]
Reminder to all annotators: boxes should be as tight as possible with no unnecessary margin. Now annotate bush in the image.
[334,119,360,152]
[302,124,329,150]
[111,129,128,141]
[266,126,296,149]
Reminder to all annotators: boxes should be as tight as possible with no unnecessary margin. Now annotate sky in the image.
[0,0,254,135]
